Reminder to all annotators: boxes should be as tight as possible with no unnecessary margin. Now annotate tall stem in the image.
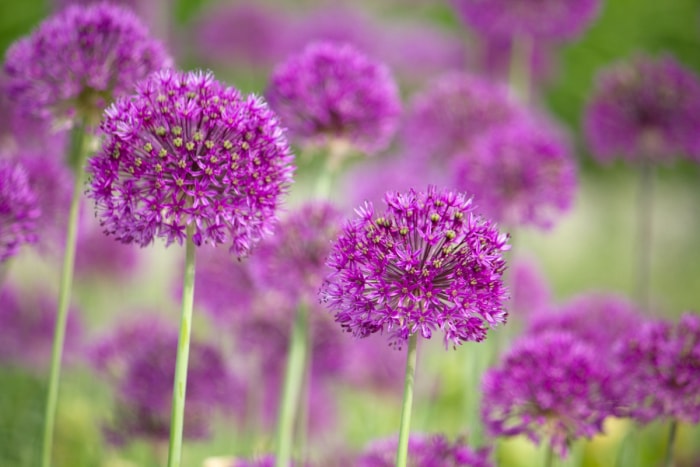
[395,334,418,467]
[635,160,654,312]
[509,33,533,104]
[544,439,554,467]
[41,123,91,467]
[664,419,678,467]
[167,223,197,467]
[275,303,309,467]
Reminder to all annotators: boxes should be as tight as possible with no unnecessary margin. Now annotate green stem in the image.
[664,419,678,467]
[395,334,418,467]
[167,223,197,467]
[275,303,309,467]
[544,439,554,467]
[509,33,533,104]
[41,124,91,467]
[635,160,654,313]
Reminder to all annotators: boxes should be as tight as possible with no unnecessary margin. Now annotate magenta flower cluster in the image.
[266,41,401,154]
[584,54,700,163]
[88,69,295,254]
[0,159,39,262]
[3,2,171,124]
[320,186,509,349]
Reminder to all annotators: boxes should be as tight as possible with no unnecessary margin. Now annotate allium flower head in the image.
[584,54,700,163]
[88,69,295,254]
[91,316,245,443]
[617,312,700,424]
[451,119,577,229]
[0,159,40,261]
[250,201,341,302]
[3,2,171,125]
[358,433,492,467]
[481,331,615,457]
[452,0,600,42]
[266,41,401,154]
[320,186,509,349]
[402,73,521,166]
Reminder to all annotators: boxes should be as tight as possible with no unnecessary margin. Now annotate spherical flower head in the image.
[357,433,492,467]
[481,331,615,458]
[0,159,40,262]
[451,119,577,229]
[91,316,245,443]
[617,312,700,424]
[320,186,509,349]
[3,2,172,126]
[583,54,700,163]
[451,0,600,42]
[266,41,401,154]
[250,201,341,302]
[402,73,522,166]
[88,69,295,254]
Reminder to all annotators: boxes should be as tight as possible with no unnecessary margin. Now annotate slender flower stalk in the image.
[664,419,677,467]
[544,440,554,467]
[636,160,653,312]
[509,34,532,103]
[167,222,196,467]
[396,334,418,467]
[41,122,93,467]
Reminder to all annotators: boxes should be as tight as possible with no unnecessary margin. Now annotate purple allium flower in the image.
[451,119,577,229]
[357,433,492,467]
[451,0,601,42]
[3,2,172,125]
[91,315,245,443]
[266,41,401,154]
[88,69,295,253]
[583,54,700,163]
[0,284,82,370]
[401,73,522,166]
[320,186,509,349]
[0,159,40,261]
[481,331,615,457]
[509,256,551,317]
[250,201,341,302]
[617,312,700,424]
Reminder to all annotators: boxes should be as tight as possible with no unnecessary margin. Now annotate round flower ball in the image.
[0,159,40,262]
[584,54,700,163]
[266,41,401,154]
[87,69,295,255]
[451,0,600,42]
[3,2,172,125]
[320,186,509,349]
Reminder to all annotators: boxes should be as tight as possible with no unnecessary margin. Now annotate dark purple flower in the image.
[266,41,401,154]
[3,2,171,125]
[509,256,552,317]
[0,159,40,261]
[583,54,700,163]
[481,331,615,457]
[451,118,577,229]
[401,73,522,167]
[451,0,600,42]
[250,201,341,302]
[0,284,82,370]
[320,186,509,349]
[88,69,295,253]
[90,315,245,443]
[617,312,700,424]
[357,433,492,467]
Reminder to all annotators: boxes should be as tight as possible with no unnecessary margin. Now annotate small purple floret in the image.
[0,159,40,262]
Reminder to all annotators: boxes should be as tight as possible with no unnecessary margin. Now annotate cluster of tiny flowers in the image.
[451,119,577,229]
[250,201,341,302]
[266,41,401,154]
[481,331,615,457]
[90,316,245,443]
[451,0,600,41]
[402,73,521,165]
[357,433,492,467]
[3,2,171,124]
[0,159,40,262]
[88,69,295,254]
[584,54,700,163]
[320,186,509,349]
[617,312,700,424]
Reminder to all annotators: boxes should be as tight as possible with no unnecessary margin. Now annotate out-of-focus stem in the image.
[635,160,654,312]
[664,419,678,467]
[395,334,419,467]
[509,33,533,104]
